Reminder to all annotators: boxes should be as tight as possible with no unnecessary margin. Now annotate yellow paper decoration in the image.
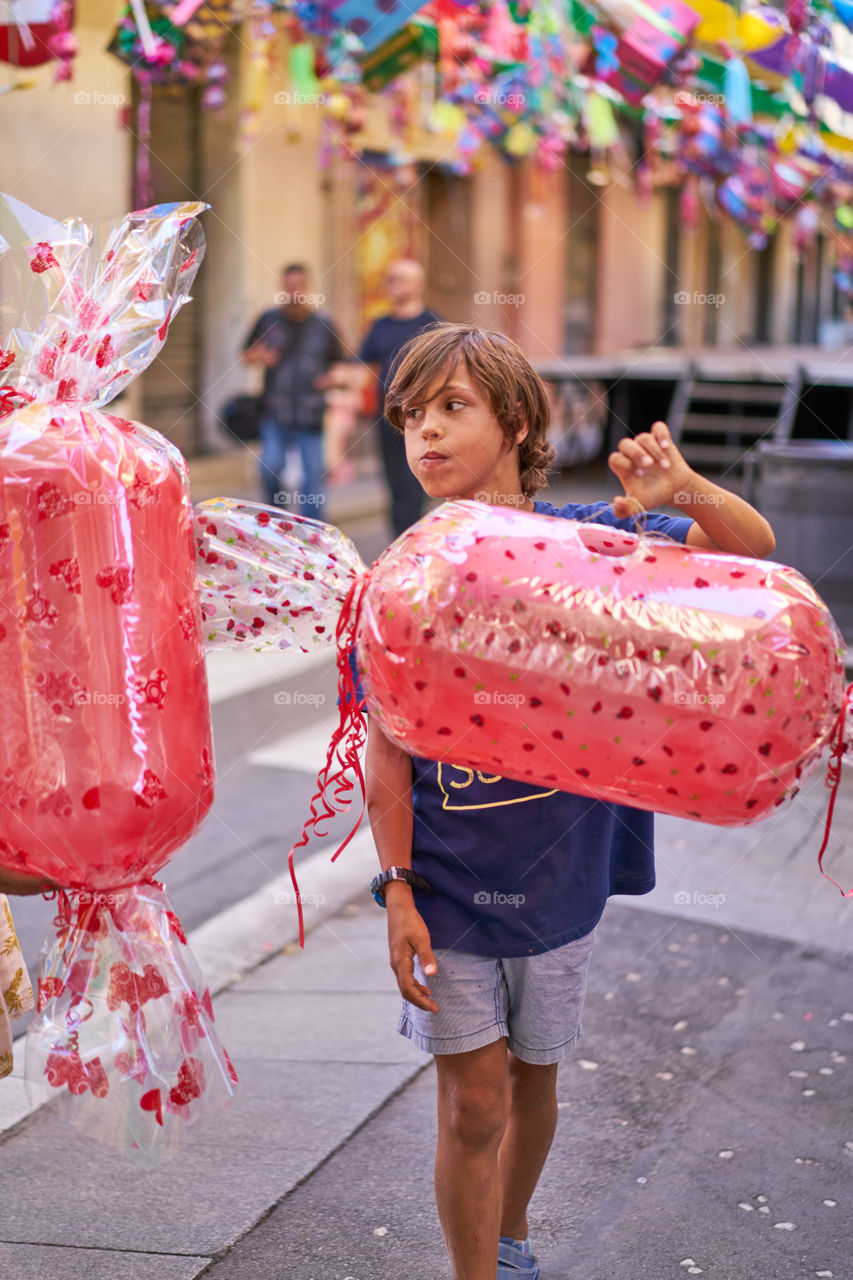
[504,121,538,157]
[690,0,782,53]
[429,100,467,135]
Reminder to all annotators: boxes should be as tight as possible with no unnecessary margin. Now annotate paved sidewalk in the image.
[0,841,427,1280]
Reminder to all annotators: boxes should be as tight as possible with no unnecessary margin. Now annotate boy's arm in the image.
[609,421,776,558]
[365,718,439,1013]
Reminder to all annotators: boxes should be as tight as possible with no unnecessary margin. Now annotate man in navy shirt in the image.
[358,259,441,537]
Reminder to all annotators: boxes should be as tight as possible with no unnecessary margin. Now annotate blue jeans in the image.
[258,417,326,522]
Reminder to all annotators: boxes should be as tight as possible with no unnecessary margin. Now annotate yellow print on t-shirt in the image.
[437,762,558,811]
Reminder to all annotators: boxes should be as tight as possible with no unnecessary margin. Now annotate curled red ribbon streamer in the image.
[817,679,853,896]
[286,575,369,947]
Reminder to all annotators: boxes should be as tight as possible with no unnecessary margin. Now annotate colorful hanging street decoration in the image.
[0,0,76,78]
[108,0,232,90]
[55,0,853,274]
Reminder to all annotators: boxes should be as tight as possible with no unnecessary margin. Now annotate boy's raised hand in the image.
[608,420,693,518]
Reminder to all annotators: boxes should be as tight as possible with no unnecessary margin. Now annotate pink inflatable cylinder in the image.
[356,501,844,825]
[0,404,213,888]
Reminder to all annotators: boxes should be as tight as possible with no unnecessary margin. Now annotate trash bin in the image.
[748,441,853,639]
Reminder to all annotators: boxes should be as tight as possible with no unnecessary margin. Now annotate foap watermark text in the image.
[274,691,326,706]
[474,890,526,907]
[474,691,526,707]
[674,890,726,907]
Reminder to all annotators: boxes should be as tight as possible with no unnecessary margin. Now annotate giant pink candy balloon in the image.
[0,196,234,1155]
[0,408,213,886]
[357,501,844,825]
[0,200,213,888]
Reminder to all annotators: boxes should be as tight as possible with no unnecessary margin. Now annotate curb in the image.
[2,830,379,1138]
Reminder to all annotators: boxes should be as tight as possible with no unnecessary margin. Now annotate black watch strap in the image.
[370,866,433,907]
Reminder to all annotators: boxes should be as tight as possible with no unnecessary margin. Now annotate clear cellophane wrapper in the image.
[0,194,236,1152]
[27,883,237,1158]
[195,498,366,653]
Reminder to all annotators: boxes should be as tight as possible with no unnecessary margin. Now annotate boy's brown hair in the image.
[383,323,555,497]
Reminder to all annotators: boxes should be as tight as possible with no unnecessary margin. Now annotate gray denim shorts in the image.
[397,928,596,1065]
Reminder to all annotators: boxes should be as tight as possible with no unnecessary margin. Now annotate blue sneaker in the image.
[498,1236,540,1278]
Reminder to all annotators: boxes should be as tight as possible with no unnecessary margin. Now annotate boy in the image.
[365,324,774,1280]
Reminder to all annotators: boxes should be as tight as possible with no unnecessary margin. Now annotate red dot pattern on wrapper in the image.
[49,557,82,594]
[168,1056,205,1108]
[115,1048,149,1085]
[23,590,59,628]
[35,481,73,521]
[134,768,167,809]
[37,788,73,819]
[0,349,15,372]
[94,334,114,369]
[140,1088,164,1125]
[29,241,59,273]
[56,378,78,403]
[134,668,168,710]
[0,770,28,812]
[176,991,205,1032]
[179,248,200,276]
[178,603,199,642]
[37,976,66,1011]
[166,912,188,945]
[107,961,169,1014]
[198,747,214,791]
[76,297,101,330]
[128,475,161,509]
[45,1039,109,1099]
[35,670,85,714]
[96,563,133,605]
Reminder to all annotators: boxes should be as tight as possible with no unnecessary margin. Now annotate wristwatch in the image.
[370,866,433,907]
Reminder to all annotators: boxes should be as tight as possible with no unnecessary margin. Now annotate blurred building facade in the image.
[0,2,842,456]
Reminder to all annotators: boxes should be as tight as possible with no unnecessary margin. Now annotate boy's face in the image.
[402,360,528,504]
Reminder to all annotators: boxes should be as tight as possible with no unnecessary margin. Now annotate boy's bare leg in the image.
[434,1039,512,1280]
[498,1055,560,1241]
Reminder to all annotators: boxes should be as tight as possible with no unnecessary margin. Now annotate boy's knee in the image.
[439,1074,511,1149]
[508,1055,559,1111]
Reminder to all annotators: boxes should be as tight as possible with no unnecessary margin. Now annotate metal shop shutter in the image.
[132,82,203,457]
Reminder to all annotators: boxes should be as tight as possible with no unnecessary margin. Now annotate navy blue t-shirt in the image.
[358,310,442,401]
[404,500,694,958]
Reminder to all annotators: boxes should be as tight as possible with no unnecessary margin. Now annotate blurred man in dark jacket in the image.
[244,264,344,520]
